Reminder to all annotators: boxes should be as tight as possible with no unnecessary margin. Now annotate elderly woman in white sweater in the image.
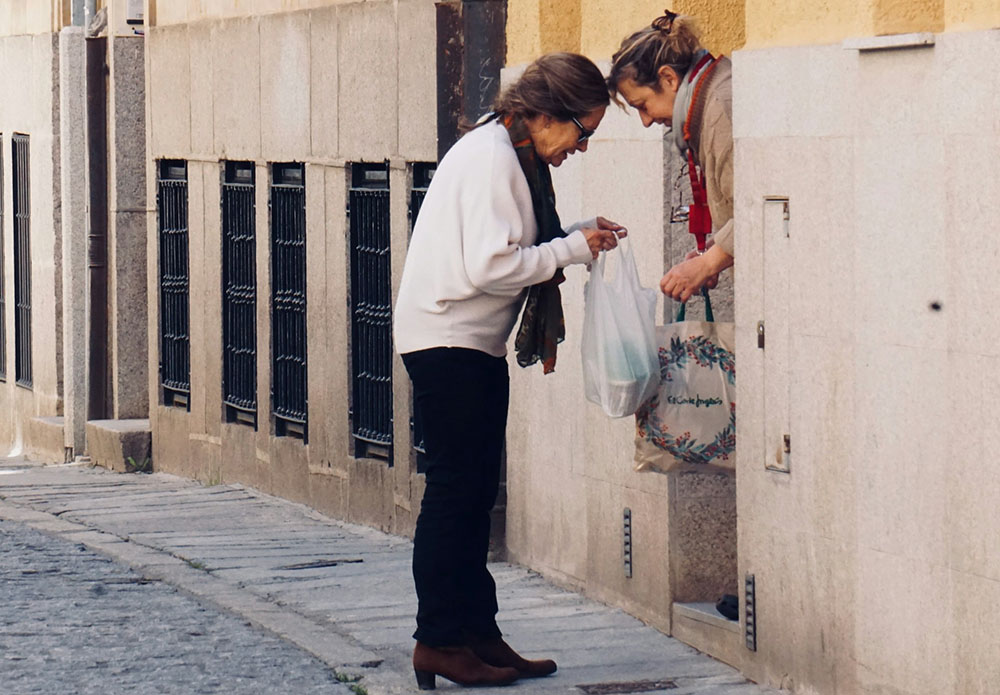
[394,52,625,690]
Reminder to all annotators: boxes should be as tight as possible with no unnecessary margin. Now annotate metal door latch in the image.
[757,321,765,349]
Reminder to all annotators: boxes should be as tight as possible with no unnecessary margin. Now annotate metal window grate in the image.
[348,164,392,465]
[0,136,6,382]
[158,159,191,408]
[270,163,307,441]
[409,163,435,233]
[12,134,31,388]
[222,162,257,427]
[407,163,435,470]
[349,163,393,461]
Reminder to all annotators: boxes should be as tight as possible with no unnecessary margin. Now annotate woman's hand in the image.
[596,217,627,235]
[683,243,720,290]
[660,243,733,301]
[582,218,628,259]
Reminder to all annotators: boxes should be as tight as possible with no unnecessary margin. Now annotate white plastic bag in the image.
[581,240,659,418]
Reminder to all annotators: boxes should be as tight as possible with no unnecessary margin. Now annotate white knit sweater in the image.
[394,120,595,358]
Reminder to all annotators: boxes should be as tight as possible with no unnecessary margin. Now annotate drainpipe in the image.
[86,35,110,421]
[61,5,91,458]
[84,0,97,27]
[71,0,86,26]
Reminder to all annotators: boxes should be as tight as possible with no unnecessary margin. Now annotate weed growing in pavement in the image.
[125,456,152,473]
[335,672,367,695]
[186,559,207,571]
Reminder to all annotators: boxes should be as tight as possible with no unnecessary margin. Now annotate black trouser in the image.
[402,347,509,647]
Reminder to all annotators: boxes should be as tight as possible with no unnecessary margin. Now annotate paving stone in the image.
[0,520,353,695]
[0,458,784,695]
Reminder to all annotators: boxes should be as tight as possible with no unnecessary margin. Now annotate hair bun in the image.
[652,9,678,33]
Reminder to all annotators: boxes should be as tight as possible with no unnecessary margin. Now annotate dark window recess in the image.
[158,159,191,408]
[12,134,31,388]
[349,162,393,462]
[0,137,6,382]
[270,163,307,441]
[408,163,435,471]
[222,162,258,427]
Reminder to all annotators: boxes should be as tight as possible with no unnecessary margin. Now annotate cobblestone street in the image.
[0,518,354,695]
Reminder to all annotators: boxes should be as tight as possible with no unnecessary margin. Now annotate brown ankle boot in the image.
[470,638,557,678]
[412,642,520,690]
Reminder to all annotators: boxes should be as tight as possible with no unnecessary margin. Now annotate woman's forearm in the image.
[701,241,733,275]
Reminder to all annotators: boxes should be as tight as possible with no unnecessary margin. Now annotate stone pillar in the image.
[662,114,736,606]
[59,26,89,455]
[107,33,148,419]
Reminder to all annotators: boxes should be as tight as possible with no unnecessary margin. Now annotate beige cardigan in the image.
[687,57,734,258]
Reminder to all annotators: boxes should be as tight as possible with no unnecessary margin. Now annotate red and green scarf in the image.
[502,113,568,374]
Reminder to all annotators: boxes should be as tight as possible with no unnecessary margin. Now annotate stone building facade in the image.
[734,3,1000,693]
[143,0,440,536]
[5,1,1000,693]
[0,0,149,469]
[505,2,1000,694]
[0,4,67,462]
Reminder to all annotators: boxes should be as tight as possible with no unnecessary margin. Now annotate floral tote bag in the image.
[634,291,735,473]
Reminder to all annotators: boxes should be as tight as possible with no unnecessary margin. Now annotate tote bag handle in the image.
[675,286,715,323]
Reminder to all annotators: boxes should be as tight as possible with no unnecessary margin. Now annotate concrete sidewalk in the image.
[0,457,780,695]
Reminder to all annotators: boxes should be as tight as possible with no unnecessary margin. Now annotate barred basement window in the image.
[158,159,191,409]
[408,163,435,471]
[222,162,257,428]
[0,136,6,382]
[349,162,393,462]
[12,134,31,389]
[270,163,307,441]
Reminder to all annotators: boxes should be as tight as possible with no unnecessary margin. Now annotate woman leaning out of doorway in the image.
[608,8,735,300]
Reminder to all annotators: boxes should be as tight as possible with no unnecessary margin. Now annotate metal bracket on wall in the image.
[843,32,935,52]
[623,508,633,579]
[766,433,792,474]
[745,574,757,651]
[763,196,790,227]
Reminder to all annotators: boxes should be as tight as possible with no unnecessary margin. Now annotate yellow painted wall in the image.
[946,0,1000,30]
[508,0,746,66]
[743,0,873,48]
[506,0,542,61]
[509,0,989,60]
[743,0,949,48]
[580,0,745,59]
[873,0,943,35]
[540,0,581,53]
[670,0,745,55]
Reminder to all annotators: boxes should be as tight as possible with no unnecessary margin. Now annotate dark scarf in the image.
[502,113,567,374]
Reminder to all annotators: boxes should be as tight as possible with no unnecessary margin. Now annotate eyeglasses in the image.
[571,116,595,143]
